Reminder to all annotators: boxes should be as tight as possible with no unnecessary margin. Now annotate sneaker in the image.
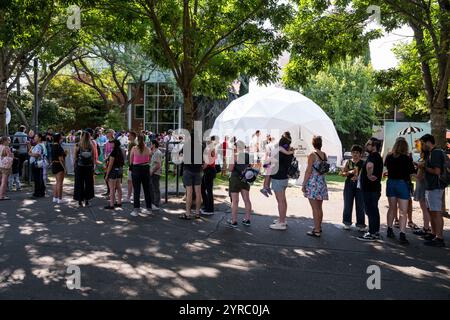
[273,219,288,226]
[423,233,436,241]
[242,219,251,226]
[357,232,377,242]
[130,210,139,217]
[260,188,269,197]
[424,238,445,247]
[357,226,368,233]
[387,227,396,239]
[57,198,64,204]
[270,222,287,230]
[343,224,351,231]
[200,209,214,216]
[226,220,238,228]
[414,228,431,236]
[52,197,58,203]
[152,205,160,211]
[104,205,115,210]
[114,203,122,208]
[140,208,150,216]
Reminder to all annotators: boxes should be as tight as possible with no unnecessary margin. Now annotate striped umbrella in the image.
[398,125,424,147]
[398,125,424,136]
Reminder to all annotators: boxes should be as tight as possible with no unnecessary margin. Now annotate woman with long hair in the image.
[74,131,95,207]
[129,134,153,216]
[104,139,125,210]
[302,136,329,237]
[269,132,295,230]
[384,138,416,245]
[29,133,47,198]
[51,133,67,204]
[0,136,13,200]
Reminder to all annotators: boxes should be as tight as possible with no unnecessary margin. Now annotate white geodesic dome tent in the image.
[210,87,343,166]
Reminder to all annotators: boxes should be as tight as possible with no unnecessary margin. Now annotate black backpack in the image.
[287,157,300,179]
[313,152,330,175]
[438,149,450,187]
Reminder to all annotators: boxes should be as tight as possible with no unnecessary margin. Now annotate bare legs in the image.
[275,190,287,224]
[231,189,252,223]
[309,199,323,232]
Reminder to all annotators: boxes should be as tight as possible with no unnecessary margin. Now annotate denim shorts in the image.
[386,179,410,200]
[108,167,123,180]
[271,179,288,193]
[425,189,445,212]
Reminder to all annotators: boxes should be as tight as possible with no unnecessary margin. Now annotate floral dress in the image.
[304,159,329,200]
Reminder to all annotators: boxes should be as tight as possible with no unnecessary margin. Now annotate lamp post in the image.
[33,58,39,133]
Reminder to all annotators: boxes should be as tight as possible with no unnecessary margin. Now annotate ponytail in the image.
[137,134,145,153]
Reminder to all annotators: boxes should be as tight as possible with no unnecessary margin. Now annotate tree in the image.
[301,57,377,149]
[0,0,79,134]
[71,40,157,113]
[94,0,293,131]
[373,42,429,121]
[285,0,450,147]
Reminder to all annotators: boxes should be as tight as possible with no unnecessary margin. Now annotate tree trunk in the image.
[183,85,194,132]
[430,97,448,149]
[0,79,8,135]
[8,96,29,127]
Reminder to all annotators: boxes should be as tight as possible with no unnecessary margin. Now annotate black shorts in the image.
[108,167,123,180]
[52,162,64,174]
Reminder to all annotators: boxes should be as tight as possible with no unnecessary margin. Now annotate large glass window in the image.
[134,105,144,119]
[144,82,179,133]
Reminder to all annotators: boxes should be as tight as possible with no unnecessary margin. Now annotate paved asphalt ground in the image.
[0,178,449,299]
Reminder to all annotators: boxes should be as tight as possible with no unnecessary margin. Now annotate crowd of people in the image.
[0,125,446,248]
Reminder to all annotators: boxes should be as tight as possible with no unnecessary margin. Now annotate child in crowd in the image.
[8,149,21,191]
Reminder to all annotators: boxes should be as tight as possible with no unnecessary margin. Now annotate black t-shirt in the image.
[425,148,446,190]
[182,140,203,173]
[271,150,293,180]
[109,148,124,168]
[231,152,250,178]
[51,143,65,162]
[384,154,416,181]
[360,152,383,192]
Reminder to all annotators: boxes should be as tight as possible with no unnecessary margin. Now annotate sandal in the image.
[408,222,420,230]
[307,230,321,237]
[178,213,191,220]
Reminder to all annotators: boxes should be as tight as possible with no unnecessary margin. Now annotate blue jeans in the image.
[342,179,365,227]
[363,191,381,235]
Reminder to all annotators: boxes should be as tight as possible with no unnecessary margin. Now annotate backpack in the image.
[77,145,93,166]
[438,150,450,187]
[313,152,330,175]
[287,157,300,179]
[0,147,13,170]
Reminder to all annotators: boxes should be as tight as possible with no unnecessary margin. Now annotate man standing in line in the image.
[357,137,383,242]
[419,134,446,247]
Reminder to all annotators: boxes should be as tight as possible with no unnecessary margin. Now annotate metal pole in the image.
[165,144,169,204]
[33,58,39,133]
[176,159,179,196]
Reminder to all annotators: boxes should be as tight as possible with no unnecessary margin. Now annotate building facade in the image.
[127,70,181,133]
